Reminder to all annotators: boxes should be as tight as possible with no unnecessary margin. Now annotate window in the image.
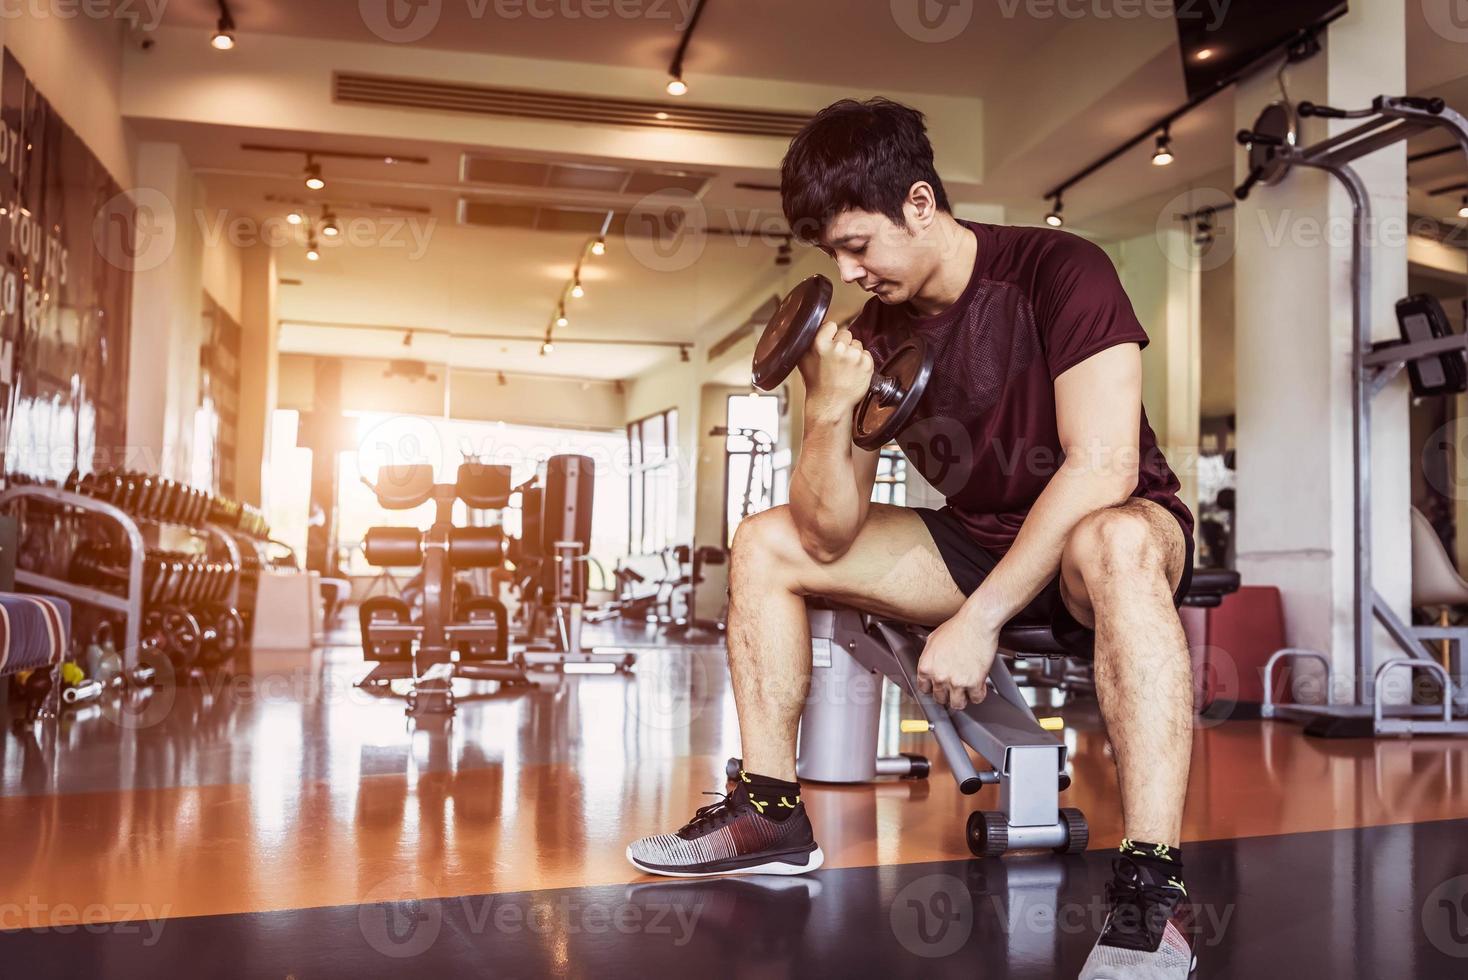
[628,408,679,554]
[723,393,780,546]
[871,447,908,505]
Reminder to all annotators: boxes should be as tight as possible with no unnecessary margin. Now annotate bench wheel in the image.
[1055,807,1089,854]
[966,810,1008,858]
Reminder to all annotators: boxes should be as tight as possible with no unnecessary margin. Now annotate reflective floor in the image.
[3,621,1468,975]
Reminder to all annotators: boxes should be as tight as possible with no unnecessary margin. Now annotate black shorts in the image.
[914,506,1195,659]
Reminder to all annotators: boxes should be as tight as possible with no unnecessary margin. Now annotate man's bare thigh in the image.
[788,504,967,626]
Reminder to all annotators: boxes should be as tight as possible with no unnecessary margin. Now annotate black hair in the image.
[780,97,951,245]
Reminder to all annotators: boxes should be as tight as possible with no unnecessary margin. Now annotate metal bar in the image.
[1372,590,1440,663]
[1362,333,1468,367]
[1368,362,1404,398]
[1306,120,1432,168]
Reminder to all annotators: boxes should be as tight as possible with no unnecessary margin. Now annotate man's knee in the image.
[730,506,800,591]
[1064,505,1166,585]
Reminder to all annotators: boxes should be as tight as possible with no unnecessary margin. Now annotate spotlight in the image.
[591,237,606,256]
[286,210,303,225]
[1195,47,1213,61]
[1460,194,1468,219]
[1044,196,1064,228]
[655,112,670,121]
[320,211,340,238]
[555,308,569,329]
[666,76,687,96]
[541,340,554,356]
[306,240,321,262]
[570,279,584,299]
[1152,129,1174,167]
[304,158,325,191]
[210,2,235,50]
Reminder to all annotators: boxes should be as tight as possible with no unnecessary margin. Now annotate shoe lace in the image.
[1101,860,1181,950]
[679,790,743,835]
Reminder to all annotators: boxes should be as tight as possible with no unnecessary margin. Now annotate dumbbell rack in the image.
[0,484,148,681]
[0,483,243,682]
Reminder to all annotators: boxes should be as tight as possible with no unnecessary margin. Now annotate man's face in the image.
[817,208,929,305]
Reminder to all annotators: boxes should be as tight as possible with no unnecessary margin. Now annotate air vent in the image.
[461,153,712,197]
[458,196,786,238]
[458,200,613,234]
[336,72,810,138]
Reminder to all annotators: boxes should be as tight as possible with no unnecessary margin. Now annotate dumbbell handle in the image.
[870,371,903,408]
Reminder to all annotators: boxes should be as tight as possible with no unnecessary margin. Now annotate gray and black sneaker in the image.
[626,781,824,878]
[1079,858,1197,979]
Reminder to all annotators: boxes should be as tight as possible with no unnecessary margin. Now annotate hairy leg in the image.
[727,504,967,781]
[1059,498,1189,846]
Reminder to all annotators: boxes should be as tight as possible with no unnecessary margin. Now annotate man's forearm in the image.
[962,466,1136,629]
[789,412,862,560]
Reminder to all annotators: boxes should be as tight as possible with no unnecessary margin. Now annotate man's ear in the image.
[906,181,937,231]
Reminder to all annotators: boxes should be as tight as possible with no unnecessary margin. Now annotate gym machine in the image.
[357,460,552,717]
[1237,94,1468,737]
[509,455,637,672]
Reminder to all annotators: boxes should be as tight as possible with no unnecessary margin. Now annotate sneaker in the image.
[1078,857,1197,979]
[625,781,824,878]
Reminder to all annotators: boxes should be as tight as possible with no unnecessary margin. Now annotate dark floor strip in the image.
[4,818,1467,978]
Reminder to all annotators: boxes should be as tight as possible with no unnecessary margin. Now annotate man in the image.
[627,98,1198,979]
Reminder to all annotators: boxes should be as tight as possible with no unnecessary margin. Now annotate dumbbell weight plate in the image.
[751,275,833,391]
[853,336,934,451]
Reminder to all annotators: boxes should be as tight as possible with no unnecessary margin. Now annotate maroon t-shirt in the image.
[849,221,1193,553]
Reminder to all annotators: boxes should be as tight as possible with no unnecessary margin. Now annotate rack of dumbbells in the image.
[0,471,250,690]
[210,496,271,642]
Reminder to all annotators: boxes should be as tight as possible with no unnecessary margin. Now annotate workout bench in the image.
[731,568,1239,857]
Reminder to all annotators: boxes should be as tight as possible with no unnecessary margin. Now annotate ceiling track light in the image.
[664,0,707,96]
[1044,196,1064,228]
[591,236,606,256]
[286,209,304,225]
[210,0,235,50]
[320,209,341,238]
[1460,194,1468,219]
[304,156,325,191]
[555,307,569,329]
[306,238,321,262]
[1152,128,1175,167]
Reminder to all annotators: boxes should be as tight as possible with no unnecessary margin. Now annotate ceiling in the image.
[160,0,1066,95]
[138,3,1468,385]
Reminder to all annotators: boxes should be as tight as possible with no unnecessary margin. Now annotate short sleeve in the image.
[1033,235,1149,380]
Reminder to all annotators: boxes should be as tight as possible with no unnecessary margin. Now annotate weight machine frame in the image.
[1238,95,1468,736]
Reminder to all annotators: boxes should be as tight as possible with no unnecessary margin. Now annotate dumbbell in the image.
[750,274,933,450]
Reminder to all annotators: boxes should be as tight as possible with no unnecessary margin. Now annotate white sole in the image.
[626,845,825,878]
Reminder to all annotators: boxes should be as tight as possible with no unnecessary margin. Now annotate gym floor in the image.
[3,630,1468,977]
